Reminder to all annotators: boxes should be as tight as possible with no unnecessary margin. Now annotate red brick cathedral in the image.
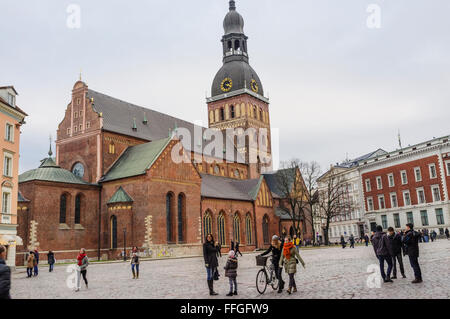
[16,1,312,264]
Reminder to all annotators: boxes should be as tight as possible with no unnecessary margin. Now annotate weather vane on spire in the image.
[229,0,236,11]
[48,134,53,157]
[79,68,82,81]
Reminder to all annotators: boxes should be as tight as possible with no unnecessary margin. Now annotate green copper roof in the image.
[107,186,133,204]
[101,137,172,183]
[19,157,91,185]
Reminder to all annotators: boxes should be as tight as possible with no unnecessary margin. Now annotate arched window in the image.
[235,39,240,50]
[259,108,263,121]
[75,194,82,224]
[245,213,253,245]
[109,142,115,154]
[59,194,67,224]
[204,211,212,238]
[110,215,117,249]
[217,212,226,246]
[233,213,241,243]
[230,105,235,118]
[262,215,269,245]
[178,193,186,243]
[227,40,232,51]
[220,108,225,121]
[166,192,175,243]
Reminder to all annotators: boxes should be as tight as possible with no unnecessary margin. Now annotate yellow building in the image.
[0,86,27,268]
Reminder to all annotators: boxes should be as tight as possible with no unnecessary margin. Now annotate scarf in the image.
[283,242,294,260]
[77,253,86,266]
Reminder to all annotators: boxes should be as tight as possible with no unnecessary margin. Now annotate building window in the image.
[414,167,422,182]
[79,124,82,131]
[431,185,441,202]
[233,213,241,243]
[446,161,450,176]
[262,215,269,245]
[5,123,14,142]
[2,191,11,216]
[393,213,401,228]
[388,173,395,187]
[365,179,371,192]
[74,111,78,119]
[381,215,388,229]
[79,110,83,117]
[390,193,398,208]
[67,128,71,135]
[420,210,429,226]
[86,122,90,129]
[367,197,374,211]
[217,212,226,246]
[230,105,235,119]
[109,142,115,154]
[429,164,437,179]
[417,188,425,204]
[435,208,445,225]
[74,194,82,224]
[3,154,12,177]
[203,211,212,239]
[166,193,175,243]
[177,193,186,243]
[378,195,385,210]
[401,170,408,185]
[220,108,225,121]
[403,190,411,206]
[406,212,414,225]
[376,176,383,190]
[245,214,253,245]
[110,215,117,249]
[7,93,15,107]
[59,194,67,224]
[74,126,78,133]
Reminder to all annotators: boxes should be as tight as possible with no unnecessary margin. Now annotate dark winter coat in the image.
[203,241,219,269]
[349,235,355,243]
[47,252,55,264]
[387,233,403,256]
[402,230,420,258]
[260,240,284,265]
[0,259,11,299]
[371,231,390,256]
[224,257,238,278]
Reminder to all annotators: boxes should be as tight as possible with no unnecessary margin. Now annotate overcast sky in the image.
[1,0,449,174]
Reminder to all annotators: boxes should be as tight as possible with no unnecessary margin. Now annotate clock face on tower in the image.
[72,162,85,178]
[220,78,233,92]
[250,79,259,93]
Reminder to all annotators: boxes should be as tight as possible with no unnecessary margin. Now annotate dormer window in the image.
[7,93,15,107]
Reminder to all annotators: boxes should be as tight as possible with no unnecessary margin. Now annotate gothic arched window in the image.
[245,213,253,245]
[217,212,226,246]
[59,194,67,224]
[177,193,186,243]
[233,213,241,243]
[166,192,175,243]
[204,211,212,239]
[230,105,235,118]
[74,194,82,224]
[110,215,117,249]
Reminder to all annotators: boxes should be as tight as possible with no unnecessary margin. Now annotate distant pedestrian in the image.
[445,228,449,240]
[402,223,423,284]
[26,252,34,278]
[294,235,300,252]
[430,230,437,242]
[230,241,235,252]
[386,227,406,279]
[33,248,39,276]
[130,252,140,279]
[203,234,220,296]
[224,250,238,296]
[235,242,242,257]
[0,245,11,299]
[349,234,355,248]
[279,236,305,294]
[372,225,393,283]
[75,248,89,292]
[364,234,369,247]
[340,235,346,249]
[47,250,55,272]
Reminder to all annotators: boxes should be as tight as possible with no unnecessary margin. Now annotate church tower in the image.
[207,0,272,179]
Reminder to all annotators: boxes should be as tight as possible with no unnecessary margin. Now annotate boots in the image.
[208,280,218,296]
[136,270,139,279]
[287,287,292,294]
[132,269,136,279]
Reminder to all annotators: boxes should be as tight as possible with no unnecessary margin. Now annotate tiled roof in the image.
[200,173,261,201]
[263,168,296,198]
[100,137,172,183]
[107,186,133,204]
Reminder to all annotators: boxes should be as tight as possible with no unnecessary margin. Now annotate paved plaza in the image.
[10,240,450,299]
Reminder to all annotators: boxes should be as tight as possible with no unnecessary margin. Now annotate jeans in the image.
[26,268,33,277]
[229,277,237,292]
[131,264,139,273]
[33,265,38,276]
[365,241,369,247]
[49,263,54,272]
[377,255,393,280]
[288,273,296,289]
[408,255,422,280]
[392,253,405,277]
[76,269,88,289]
[206,267,214,281]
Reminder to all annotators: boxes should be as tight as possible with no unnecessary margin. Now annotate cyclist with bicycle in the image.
[259,235,285,293]
[279,236,305,294]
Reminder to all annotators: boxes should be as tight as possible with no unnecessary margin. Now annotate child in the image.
[224,250,238,296]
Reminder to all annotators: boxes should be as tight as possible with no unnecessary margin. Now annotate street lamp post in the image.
[123,228,127,261]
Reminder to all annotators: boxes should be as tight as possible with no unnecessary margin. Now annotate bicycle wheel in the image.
[270,269,279,290]
[256,269,268,294]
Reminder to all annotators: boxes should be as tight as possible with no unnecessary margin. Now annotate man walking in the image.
[402,223,422,283]
[364,234,369,247]
[33,248,39,276]
[386,227,406,279]
[0,245,11,299]
[349,234,355,248]
[372,225,393,283]
[445,228,449,240]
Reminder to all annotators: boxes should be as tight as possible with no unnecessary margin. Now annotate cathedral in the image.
[16,1,313,264]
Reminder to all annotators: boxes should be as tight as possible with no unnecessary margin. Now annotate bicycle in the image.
[255,255,279,294]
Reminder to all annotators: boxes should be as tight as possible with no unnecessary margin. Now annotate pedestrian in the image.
[372,225,393,283]
[370,231,375,242]
[431,230,437,242]
[279,236,305,294]
[423,229,429,243]
[0,245,11,299]
[33,248,39,276]
[224,250,238,296]
[445,228,449,240]
[47,250,55,272]
[349,234,355,248]
[230,241,235,252]
[75,248,89,292]
[294,235,299,252]
[203,234,220,296]
[340,235,346,249]
[26,251,34,278]
[402,223,423,284]
[386,227,406,279]
[260,235,285,293]
[235,242,242,257]
[364,234,369,247]
[130,252,140,279]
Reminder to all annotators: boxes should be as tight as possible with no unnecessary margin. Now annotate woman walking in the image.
[260,235,285,293]
[26,252,34,278]
[130,252,140,279]
[224,250,238,296]
[75,248,88,292]
[203,234,220,296]
[47,251,55,272]
[279,236,305,294]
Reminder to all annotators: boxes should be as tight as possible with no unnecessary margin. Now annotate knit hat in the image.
[228,250,235,258]
[272,235,279,241]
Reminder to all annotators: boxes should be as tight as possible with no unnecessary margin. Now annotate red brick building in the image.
[15,1,312,264]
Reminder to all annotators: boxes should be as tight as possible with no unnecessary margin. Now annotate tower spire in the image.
[48,135,53,157]
[229,0,236,11]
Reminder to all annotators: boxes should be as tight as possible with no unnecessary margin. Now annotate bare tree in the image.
[316,168,356,245]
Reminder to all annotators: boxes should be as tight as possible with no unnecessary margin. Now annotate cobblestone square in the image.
[10,240,450,299]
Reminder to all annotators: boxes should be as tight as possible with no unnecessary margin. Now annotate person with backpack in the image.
[372,225,393,283]
[224,250,238,296]
[279,236,305,294]
[402,223,423,283]
[130,252,140,279]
